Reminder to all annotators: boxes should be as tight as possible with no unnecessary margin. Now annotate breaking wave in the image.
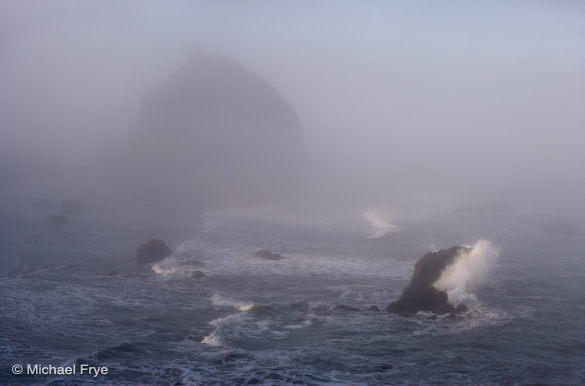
[211,293,254,312]
[434,240,499,307]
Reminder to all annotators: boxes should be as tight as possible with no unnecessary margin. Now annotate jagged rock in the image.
[387,246,470,315]
[253,249,284,260]
[333,304,361,312]
[46,215,69,224]
[136,239,172,264]
[60,200,83,215]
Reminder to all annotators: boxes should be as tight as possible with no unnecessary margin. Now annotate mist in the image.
[2,3,585,383]
[1,0,584,222]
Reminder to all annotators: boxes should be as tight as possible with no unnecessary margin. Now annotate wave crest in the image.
[434,240,499,307]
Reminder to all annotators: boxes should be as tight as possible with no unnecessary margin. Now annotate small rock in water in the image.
[136,239,172,264]
[189,270,205,278]
[367,305,380,312]
[46,215,69,224]
[253,249,284,260]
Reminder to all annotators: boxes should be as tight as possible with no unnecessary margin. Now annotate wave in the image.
[201,294,256,347]
[211,293,254,312]
[152,256,206,278]
[434,240,499,307]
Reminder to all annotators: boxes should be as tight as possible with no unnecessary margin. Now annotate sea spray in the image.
[363,209,399,238]
[434,240,499,306]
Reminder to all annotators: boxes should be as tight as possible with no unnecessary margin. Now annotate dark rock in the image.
[386,246,470,315]
[542,222,580,236]
[136,239,172,264]
[189,270,205,278]
[60,200,83,215]
[333,304,360,312]
[367,305,380,312]
[46,215,69,224]
[253,249,284,260]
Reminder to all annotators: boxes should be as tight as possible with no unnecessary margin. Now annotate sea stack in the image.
[120,51,304,214]
[387,246,470,315]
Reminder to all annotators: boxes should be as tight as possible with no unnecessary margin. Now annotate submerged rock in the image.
[253,249,284,260]
[387,246,470,315]
[136,239,172,264]
[46,214,69,224]
[367,305,380,312]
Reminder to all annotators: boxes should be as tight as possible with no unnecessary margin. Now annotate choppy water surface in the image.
[1,203,584,384]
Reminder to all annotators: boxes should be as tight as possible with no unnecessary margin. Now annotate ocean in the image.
[1,201,584,385]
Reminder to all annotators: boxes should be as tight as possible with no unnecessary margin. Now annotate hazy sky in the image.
[1,1,584,211]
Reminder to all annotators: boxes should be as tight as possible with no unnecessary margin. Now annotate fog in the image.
[2,0,584,223]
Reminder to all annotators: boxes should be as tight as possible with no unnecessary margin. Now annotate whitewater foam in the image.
[434,240,499,307]
[211,293,254,311]
[152,256,206,278]
[201,296,255,347]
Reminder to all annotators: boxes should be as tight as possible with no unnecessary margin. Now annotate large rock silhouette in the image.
[387,246,469,315]
[121,51,303,213]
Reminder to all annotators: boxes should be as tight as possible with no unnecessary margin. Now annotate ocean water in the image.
[1,202,584,385]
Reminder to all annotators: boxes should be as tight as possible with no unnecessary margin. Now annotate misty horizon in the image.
[1,2,584,385]
[1,1,584,218]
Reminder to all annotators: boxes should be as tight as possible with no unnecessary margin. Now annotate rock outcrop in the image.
[121,51,304,213]
[387,246,470,315]
[46,215,69,224]
[136,239,172,264]
[253,249,284,260]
